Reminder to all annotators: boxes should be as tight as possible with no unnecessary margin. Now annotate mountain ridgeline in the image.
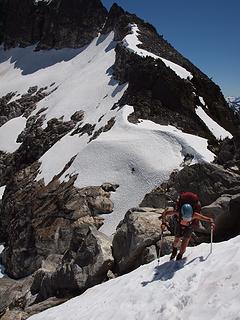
[0,0,238,141]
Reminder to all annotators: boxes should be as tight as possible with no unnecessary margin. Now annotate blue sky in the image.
[102,0,239,97]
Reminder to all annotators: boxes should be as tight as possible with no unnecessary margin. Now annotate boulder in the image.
[201,194,232,220]
[33,225,114,301]
[112,207,172,275]
[214,194,240,241]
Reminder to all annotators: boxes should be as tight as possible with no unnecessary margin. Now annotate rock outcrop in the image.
[0,160,116,278]
[112,207,173,275]
[32,225,113,302]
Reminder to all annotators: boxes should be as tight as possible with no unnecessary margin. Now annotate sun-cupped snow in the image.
[123,23,193,80]
[196,106,233,140]
[29,235,240,320]
[38,105,214,236]
[0,116,26,152]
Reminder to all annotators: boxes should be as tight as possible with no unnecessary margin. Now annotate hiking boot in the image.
[170,247,178,260]
[176,253,183,260]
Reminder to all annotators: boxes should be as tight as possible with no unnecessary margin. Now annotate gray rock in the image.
[112,207,171,275]
[0,160,113,278]
[35,225,114,301]
[214,193,240,241]
[201,194,232,220]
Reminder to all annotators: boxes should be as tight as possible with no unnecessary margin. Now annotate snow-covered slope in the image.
[0,30,223,235]
[195,106,232,140]
[29,236,240,320]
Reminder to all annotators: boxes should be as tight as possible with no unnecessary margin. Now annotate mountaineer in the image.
[161,192,215,260]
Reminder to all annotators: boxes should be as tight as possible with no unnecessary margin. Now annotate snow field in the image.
[0,116,27,152]
[29,236,240,320]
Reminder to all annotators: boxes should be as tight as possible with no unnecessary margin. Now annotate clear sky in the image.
[102,0,239,97]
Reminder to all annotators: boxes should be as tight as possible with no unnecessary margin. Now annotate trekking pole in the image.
[157,229,164,265]
[210,225,214,254]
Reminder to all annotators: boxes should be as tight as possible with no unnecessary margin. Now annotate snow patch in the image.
[0,186,5,200]
[196,106,233,140]
[0,116,27,152]
[123,24,193,80]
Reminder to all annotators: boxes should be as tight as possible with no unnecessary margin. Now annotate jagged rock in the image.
[112,207,172,275]
[0,161,114,279]
[70,110,84,123]
[101,183,119,192]
[0,274,66,320]
[33,225,114,302]
[89,117,116,142]
[0,87,48,127]
[0,113,76,186]
[0,275,34,318]
[1,0,107,50]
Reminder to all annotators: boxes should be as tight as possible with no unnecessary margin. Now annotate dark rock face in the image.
[1,0,107,50]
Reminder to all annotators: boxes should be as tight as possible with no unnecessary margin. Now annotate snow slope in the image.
[123,24,193,80]
[29,236,240,320]
[0,31,215,235]
[38,105,214,235]
[196,106,233,140]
